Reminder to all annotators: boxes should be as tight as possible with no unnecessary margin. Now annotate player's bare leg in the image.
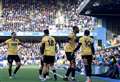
[50,63,57,80]
[8,63,12,79]
[13,62,21,78]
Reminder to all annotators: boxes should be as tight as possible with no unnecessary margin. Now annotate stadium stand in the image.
[0,0,96,32]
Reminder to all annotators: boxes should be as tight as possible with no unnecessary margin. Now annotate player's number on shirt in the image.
[48,39,54,46]
[84,40,91,47]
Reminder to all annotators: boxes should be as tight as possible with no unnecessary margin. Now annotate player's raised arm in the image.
[74,42,82,52]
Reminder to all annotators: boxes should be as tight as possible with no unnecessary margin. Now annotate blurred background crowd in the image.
[0,0,96,32]
[0,42,120,67]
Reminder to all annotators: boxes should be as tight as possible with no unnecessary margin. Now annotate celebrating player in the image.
[0,32,31,79]
[40,29,57,81]
[74,30,95,82]
[63,26,79,81]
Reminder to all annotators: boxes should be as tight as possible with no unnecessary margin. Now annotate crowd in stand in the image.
[94,46,120,65]
[0,0,96,32]
[93,45,120,78]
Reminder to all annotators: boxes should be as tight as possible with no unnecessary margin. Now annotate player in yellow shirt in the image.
[74,30,95,82]
[40,29,57,81]
[63,26,79,81]
[0,32,30,79]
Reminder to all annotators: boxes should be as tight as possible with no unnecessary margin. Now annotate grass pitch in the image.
[0,65,108,82]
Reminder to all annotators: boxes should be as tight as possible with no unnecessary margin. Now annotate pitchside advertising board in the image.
[0,28,107,46]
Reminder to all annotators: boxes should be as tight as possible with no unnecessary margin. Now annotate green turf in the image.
[0,65,108,82]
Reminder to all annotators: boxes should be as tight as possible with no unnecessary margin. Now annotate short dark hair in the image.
[73,26,78,30]
[84,30,90,36]
[113,35,117,38]
[44,29,49,35]
[11,32,16,35]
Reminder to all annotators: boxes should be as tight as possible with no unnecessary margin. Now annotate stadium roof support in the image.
[77,0,90,13]
[80,0,120,17]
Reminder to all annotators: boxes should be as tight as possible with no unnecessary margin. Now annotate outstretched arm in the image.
[91,43,95,55]
[74,43,82,52]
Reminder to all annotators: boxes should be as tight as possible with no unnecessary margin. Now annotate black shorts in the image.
[66,52,75,61]
[7,55,21,64]
[40,58,44,66]
[43,56,55,64]
[81,55,92,64]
